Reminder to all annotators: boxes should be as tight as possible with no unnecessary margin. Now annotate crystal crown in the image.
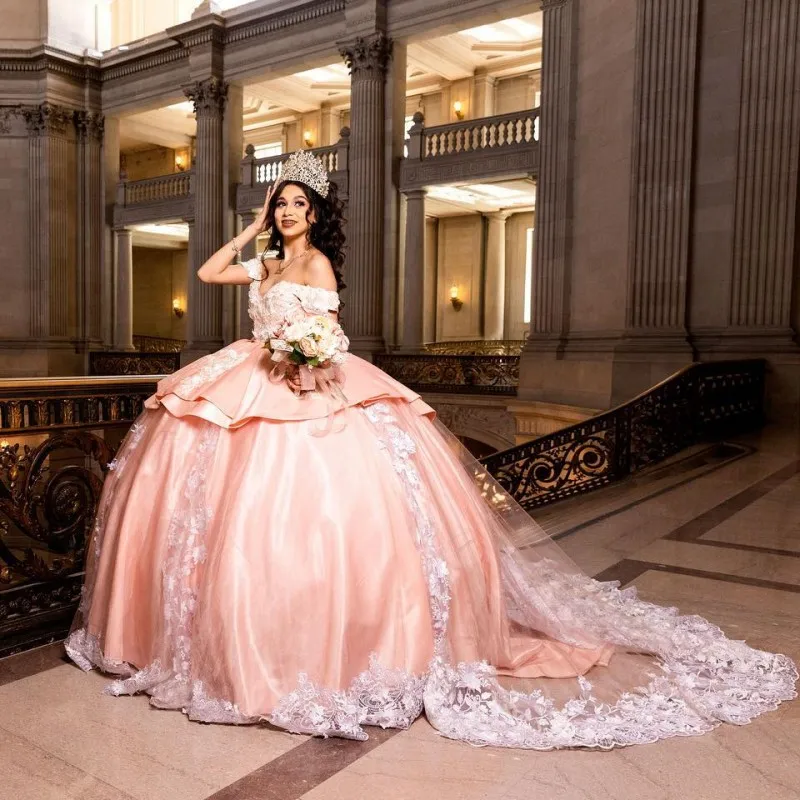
[279,150,330,198]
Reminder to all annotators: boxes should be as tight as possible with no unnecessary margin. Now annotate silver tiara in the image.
[280,150,330,198]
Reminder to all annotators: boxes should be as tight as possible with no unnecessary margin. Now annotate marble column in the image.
[728,0,799,341]
[102,117,120,349]
[75,111,105,348]
[621,0,699,357]
[484,212,510,341]
[22,103,74,341]
[113,228,134,351]
[236,211,256,341]
[340,33,392,358]
[524,0,577,354]
[399,189,427,351]
[184,77,228,360]
[223,82,243,347]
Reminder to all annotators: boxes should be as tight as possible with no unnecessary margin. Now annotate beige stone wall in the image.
[504,211,534,340]
[496,75,533,115]
[0,0,42,47]
[132,247,188,341]
[436,216,484,340]
[123,147,178,181]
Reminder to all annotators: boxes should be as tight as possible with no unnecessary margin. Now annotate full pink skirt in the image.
[67,341,797,748]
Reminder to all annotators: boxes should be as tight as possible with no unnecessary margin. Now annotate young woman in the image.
[67,151,796,748]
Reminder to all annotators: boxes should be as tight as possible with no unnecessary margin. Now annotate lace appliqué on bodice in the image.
[241,257,340,342]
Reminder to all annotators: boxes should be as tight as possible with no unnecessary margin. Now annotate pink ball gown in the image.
[66,258,797,749]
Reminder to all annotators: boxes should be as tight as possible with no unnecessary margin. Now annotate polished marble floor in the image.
[0,427,798,800]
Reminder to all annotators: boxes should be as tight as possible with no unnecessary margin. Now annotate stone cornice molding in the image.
[166,15,226,50]
[101,43,186,82]
[340,33,392,78]
[184,77,228,117]
[74,110,105,142]
[19,102,74,136]
[541,0,570,9]
[0,46,101,84]
[225,0,344,45]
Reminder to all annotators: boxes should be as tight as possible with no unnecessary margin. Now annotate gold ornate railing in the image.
[374,353,519,395]
[90,351,180,376]
[478,360,767,510]
[0,377,156,434]
[133,334,186,353]
[0,377,157,654]
[424,340,525,356]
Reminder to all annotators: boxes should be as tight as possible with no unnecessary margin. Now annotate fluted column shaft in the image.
[400,189,427,351]
[185,77,228,358]
[625,0,699,348]
[237,211,257,341]
[526,0,577,351]
[340,34,392,357]
[23,103,74,341]
[113,228,134,351]
[730,0,800,332]
[75,111,105,346]
[484,212,510,341]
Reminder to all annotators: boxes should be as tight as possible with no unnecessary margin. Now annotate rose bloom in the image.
[299,336,322,358]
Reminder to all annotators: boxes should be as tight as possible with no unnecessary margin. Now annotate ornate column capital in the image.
[541,0,570,9]
[74,110,105,142]
[184,77,228,118]
[20,102,72,136]
[340,33,392,79]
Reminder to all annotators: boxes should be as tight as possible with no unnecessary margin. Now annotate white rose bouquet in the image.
[266,315,349,396]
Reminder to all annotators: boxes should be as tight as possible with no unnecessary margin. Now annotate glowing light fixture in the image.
[450,285,464,311]
[453,101,465,120]
[172,298,185,318]
[303,130,314,148]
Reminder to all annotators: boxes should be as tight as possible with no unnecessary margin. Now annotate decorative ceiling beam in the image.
[119,118,193,149]
[407,41,475,81]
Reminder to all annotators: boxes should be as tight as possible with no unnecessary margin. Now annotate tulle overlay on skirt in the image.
[67,340,797,749]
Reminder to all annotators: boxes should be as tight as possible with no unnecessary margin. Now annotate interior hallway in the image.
[1,427,798,800]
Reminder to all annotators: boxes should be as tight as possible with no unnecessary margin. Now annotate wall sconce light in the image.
[303,130,314,148]
[175,154,186,171]
[172,298,185,318]
[453,101,465,121]
[450,285,463,311]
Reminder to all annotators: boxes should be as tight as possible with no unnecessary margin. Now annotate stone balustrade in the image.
[114,171,195,225]
[237,132,350,212]
[401,110,540,190]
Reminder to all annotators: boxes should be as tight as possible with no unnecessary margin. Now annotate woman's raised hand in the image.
[253,183,276,234]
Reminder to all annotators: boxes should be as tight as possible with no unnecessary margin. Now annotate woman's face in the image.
[274,184,314,241]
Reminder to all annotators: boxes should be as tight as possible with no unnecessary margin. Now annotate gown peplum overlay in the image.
[67,257,797,749]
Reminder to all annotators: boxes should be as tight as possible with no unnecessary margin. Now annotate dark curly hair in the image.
[264,180,347,295]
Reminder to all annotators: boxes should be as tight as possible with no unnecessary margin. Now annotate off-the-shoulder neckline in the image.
[256,279,339,300]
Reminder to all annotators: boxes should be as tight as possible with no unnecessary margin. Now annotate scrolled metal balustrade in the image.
[0,377,157,654]
[477,360,767,511]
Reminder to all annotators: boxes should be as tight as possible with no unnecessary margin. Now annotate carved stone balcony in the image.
[114,170,194,226]
[400,110,540,190]
[237,131,350,213]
